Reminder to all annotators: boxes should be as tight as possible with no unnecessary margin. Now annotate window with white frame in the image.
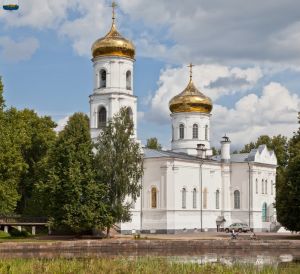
[192,124,198,139]
[216,190,220,209]
[203,188,208,209]
[192,188,197,209]
[99,69,106,88]
[151,187,157,209]
[234,190,240,209]
[182,188,186,209]
[179,124,184,139]
[256,179,258,194]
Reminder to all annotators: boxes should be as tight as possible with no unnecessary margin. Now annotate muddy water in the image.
[0,248,299,266]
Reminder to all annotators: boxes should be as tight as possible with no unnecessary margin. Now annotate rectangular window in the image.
[193,189,197,209]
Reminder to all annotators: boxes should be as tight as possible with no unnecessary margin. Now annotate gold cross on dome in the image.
[112,1,118,22]
[188,63,195,81]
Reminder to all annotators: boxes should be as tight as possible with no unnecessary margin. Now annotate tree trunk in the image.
[106,226,110,238]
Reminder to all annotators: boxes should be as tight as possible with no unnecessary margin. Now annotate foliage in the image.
[38,113,108,233]
[0,258,299,274]
[0,77,57,216]
[0,77,5,111]
[212,147,220,155]
[9,228,31,238]
[0,231,10,238]
[240,134,289,169]
[276,112,300,232]
[146,137,162,150]
[94,107,143,234]
[0,87,25,214]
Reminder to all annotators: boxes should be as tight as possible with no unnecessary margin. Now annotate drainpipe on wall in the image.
[248,162,251,230]
[140,175,143,234]
[197,144,206,232]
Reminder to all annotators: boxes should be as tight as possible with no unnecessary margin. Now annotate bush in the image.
[0,230,10,238]
[10,228,31,237]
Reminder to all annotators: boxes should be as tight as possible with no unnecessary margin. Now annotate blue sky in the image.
[1,0,300,150]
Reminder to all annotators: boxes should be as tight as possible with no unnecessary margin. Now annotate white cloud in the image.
[2,0,300,65]
[0,36,39,62]
[147,64,263,123]
[211,82,300,147]
[0,0,74,29]
[55,115,70,132]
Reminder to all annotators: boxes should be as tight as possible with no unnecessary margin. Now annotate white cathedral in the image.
[89,6,277,233]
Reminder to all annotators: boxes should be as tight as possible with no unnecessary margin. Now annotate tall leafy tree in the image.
[276,113,300,231]
[94,107,143,236]
[0,79,24,214]
[146,137,162,150]
[9,109,57,215]
[38,113,108,233]
[0,77,5,111]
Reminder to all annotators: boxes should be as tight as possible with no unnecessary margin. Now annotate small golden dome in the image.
[169,64,213,114]
[91,3,135,59]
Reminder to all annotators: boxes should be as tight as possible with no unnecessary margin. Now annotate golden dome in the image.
[169,65,213,114]
[91,3,135,59]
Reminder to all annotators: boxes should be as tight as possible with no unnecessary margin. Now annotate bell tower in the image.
[90,2,137,140]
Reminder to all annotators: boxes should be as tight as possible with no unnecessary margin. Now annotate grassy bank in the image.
[0,258,299,274]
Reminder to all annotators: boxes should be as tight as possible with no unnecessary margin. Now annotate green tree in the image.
[146,137,162,150]
[276,113,300,231]
[0,80,24,214]
[0,77,5,111]
[94,107,143,236]
[240,135,289,169]
[38,113,108,233]
[9,109,57,215]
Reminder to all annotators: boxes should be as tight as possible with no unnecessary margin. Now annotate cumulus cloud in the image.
[0,36,39,62]
[120,0,300,65]
[147,64,263,123]
[1,0,300,65]
[55,115,70,132]
[211,82,300,147]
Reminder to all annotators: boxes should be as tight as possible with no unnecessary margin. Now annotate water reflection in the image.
[0,249,298,266]
[171,253,296,266]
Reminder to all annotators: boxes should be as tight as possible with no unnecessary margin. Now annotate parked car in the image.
[225,223,251,233]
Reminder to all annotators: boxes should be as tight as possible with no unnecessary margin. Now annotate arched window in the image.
[172,125,174,141]
[151,187,157,209]
[179,124,184,139]
[126,70,132,90]
[203,188,208,209]
[127,107,133,121]
[256,179,258,194]
[271,180,274,195]
[192,188,197,209]
[262,202,267,222]
[265,180,268,194]
[205,125,208,140]
[182,188,186,209]
[234,190,240,209]
[261,180,264,194]
[193,124,198,139]
[98,107,107,128]
[100,69,106,88]
[216,190,220,209]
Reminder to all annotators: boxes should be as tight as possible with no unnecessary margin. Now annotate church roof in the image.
[143,148,207,161]
[143,145,277,165]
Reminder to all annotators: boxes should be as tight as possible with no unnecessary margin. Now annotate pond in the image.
[0,248,299,266]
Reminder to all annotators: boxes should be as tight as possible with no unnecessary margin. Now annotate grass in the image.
[0,258,298,274]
